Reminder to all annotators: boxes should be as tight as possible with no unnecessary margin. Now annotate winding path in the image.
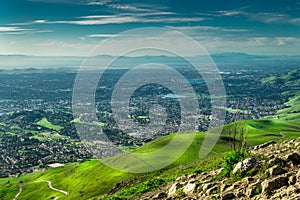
[12,183,22,200]
[43,180,69,195]
[13,180,69,200]
[279,131,286,139]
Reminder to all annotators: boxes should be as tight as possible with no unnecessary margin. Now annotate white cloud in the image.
[166,26,250,33]
[88,34,117,38]
[216,10,245,16]
[0,26,53,36]
[0,27,33,32]
[245,12,300,26]
[28,14,206,25]
[87,0,112,6]
[276,37,296,46]
[289,18,300,26]
[108,4,154,12]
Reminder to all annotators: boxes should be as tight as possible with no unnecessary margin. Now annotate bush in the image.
[222,150,249,177]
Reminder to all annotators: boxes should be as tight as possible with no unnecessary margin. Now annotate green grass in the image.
[18,182,64,200]
[10,126,22,131]
[4,132,17,136]
[136,116,149,119]
[37,118,63,131]
[262,70,300,122]
[225,108,248,114]
[0,117,299,200]
[277,92,300,121]
[29,132,69,142]
[71,117,106,127]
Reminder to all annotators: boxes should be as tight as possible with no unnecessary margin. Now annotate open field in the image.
[37,118,63,131]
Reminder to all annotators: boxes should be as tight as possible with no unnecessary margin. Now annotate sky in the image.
[0,0,300,56]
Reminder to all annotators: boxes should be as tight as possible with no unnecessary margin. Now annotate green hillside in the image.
[261,69,300,122]
[261,69,300,87]
[1,118,299,200]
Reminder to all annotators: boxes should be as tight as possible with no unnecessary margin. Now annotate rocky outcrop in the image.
[232,157,257,174]
[137,138,300,199]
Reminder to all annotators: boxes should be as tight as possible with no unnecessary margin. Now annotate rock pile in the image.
[139,138,300,199]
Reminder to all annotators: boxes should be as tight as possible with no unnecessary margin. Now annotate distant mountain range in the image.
[0,53,299,69]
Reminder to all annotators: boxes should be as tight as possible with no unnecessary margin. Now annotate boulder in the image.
[288,175,296,185]
[296,170,300,181]
[221,192,236,200]
[285,152,300,165]
[152,192,167,199]
[261,175,288,195]
[268,157,285,167]
[246,182,261,198]
[202,182,216,191]
[254,141,276,150]
[168,182,182,197]
[268,165,287,176]
[205,185,219,195]
[220,184,230,192]
[183,181,198,195]
[233,157,257,174]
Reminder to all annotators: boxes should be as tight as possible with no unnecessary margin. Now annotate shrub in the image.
[222,150,249,177]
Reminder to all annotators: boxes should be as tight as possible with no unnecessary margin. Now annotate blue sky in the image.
[0,0,300,56]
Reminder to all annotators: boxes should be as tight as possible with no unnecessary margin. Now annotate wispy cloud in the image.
[12,13,206,26]
[214,10,300,27]
[0,26,52,35]
[248,12,288,24]
[107,4,155,12]
[166,25,250,33]
[276,37,296,46]
[87,34,117,38]
[86,0,113,6]
[215,10,245,16]
[0,27,33,32]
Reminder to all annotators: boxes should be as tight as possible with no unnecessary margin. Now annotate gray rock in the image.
[285,152,300,165]
[202,182,216,191]
[288,175,296,185]
[261,175,288,195]
[246,182,261,197]
[183,181,198,195]
[242,177,254,184]
[255,141,277,149]
[220,184,230,192]
[221,192,236,200]
[205,185,219,195]
[168,182,182,197]
[297,170,300,181]
[268,157,285,167]
[268,165,287,176]
[152,192,167,199]
[233,157,257,174]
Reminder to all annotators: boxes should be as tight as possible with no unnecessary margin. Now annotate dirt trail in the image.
[12,183,23,200]
[13,180,69,200]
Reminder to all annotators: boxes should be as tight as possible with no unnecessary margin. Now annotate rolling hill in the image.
[0,118,299,200]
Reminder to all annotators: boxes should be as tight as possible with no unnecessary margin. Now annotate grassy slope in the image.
[263,69,300,121]
[0,118,299,200]
[277,91,300,121]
